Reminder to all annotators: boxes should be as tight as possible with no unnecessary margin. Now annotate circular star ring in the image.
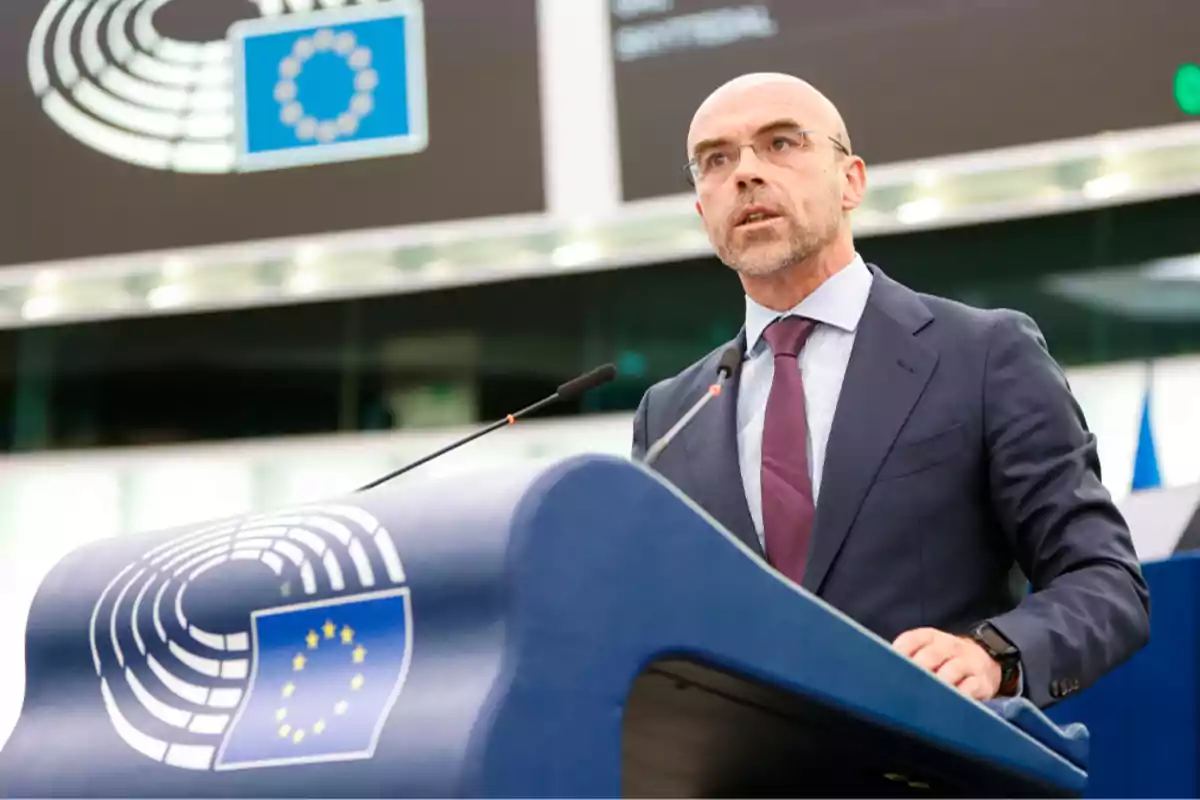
[275,28,378,144]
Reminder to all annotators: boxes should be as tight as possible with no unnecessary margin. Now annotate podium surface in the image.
[0,455,1086,797]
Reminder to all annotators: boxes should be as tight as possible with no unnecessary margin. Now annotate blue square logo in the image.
[214,587,413,770]
[229,1,428,171]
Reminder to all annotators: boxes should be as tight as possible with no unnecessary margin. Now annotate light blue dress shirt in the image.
[737,254,873,552]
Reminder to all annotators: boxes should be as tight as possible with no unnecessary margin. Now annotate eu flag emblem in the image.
[229,0,428,171]
[214,587,413,770]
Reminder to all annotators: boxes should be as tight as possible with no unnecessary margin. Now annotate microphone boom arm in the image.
[355,363,618,492]
[642,384,721,467]
[640,345,741,468]
[355,394,557,492]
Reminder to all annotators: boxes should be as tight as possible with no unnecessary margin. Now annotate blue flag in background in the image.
[230,1,428,171]
[215,588,413,770]
[1131,374,1162,492]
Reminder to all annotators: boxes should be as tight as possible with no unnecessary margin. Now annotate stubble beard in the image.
[718,214,840,279]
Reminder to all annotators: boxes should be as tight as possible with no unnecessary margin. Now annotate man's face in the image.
[687,82,851,278]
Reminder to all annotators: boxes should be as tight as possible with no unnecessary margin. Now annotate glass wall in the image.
[2,193,1200,453]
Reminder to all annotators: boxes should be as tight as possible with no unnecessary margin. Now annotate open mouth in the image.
[735,207,783,228]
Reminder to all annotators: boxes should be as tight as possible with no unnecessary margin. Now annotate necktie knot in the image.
[762,316,816,359]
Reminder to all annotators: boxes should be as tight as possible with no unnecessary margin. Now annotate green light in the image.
[1176,63,1200,115]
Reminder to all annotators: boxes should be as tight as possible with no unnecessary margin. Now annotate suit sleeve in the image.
[982,311,1150,708]
[631,389,651,461]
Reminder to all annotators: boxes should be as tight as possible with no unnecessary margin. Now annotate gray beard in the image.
[720,221,836,278]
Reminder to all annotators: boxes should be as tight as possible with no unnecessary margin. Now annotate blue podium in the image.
[0,454,1087,797]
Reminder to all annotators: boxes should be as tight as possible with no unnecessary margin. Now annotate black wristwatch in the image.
[968,622,1022,695]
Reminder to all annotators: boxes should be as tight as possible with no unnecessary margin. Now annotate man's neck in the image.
[741,241,857,312]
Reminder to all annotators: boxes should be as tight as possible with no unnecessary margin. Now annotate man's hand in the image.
[892,627,1002,701]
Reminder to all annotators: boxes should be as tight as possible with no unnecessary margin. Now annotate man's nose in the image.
[731,146,768,187]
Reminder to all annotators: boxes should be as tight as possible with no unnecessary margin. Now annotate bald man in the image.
[631,74,1149,708]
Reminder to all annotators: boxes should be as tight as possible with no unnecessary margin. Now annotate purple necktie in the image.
[761,316,817,583]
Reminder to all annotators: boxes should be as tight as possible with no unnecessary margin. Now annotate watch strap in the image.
[968,622,1021,695]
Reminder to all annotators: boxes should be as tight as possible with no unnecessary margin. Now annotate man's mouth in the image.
[735,206,783,227]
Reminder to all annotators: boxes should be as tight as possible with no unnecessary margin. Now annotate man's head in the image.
[686,73,866,280]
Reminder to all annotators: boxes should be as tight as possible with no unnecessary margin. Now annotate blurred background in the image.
[0,0,1199,577]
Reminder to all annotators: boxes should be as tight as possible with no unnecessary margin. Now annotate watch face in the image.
[975,624,1017,657]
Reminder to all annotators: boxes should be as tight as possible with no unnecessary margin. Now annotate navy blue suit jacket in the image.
[631,266,1150,708]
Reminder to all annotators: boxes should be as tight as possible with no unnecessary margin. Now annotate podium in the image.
[0,454,1088,797]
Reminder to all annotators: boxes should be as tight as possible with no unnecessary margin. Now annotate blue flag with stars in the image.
[215,587,413,770]
[229,0,428,171]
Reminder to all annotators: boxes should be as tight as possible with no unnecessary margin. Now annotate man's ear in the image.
[842,156,867,213]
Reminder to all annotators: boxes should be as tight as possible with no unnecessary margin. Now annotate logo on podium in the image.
[214,588,412,770]
[88,504,413,771]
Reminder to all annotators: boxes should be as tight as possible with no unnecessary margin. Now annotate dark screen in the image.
[0,0,545,266]
[612,0,1200,200]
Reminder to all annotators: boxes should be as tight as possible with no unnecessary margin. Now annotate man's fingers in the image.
[956,675,991,701]
[892,627,938,657]
[894,628,1001,702]
[911,642,955,673]
[934,657,971,687]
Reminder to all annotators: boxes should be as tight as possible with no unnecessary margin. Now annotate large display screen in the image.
[612,0,1200,200]
[0,0,544,267]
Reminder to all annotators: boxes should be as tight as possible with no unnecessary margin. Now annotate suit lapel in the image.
[801,273,938,595]
[681,332,762,555]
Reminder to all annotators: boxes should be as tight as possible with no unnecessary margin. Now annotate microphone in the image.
[356,363,618,491]
[641,346,740,467]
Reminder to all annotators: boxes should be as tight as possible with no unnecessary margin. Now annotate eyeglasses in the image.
[683,128,851,185]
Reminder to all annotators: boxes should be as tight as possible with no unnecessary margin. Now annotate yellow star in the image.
[340,625,355,644]
[293,729,305,744]
[313,719,326,735]
[275,708,288,722]
[322,620,337,639]
[306,630,320,649]
[292,653,306,671]
[350,674,364,691]
[278,723,291,738]
[282,681,296,698]
[334,700,349,716]
[352,644,367,663]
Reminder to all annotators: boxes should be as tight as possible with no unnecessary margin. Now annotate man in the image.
[631,73,1149,708]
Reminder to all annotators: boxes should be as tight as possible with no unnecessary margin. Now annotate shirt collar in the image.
[744,254,873,355]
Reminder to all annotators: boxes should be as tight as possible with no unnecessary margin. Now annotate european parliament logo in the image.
[88,503,413,771]
[215,588,412,769]
[26,0,427,173]
[230,1,428,171]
